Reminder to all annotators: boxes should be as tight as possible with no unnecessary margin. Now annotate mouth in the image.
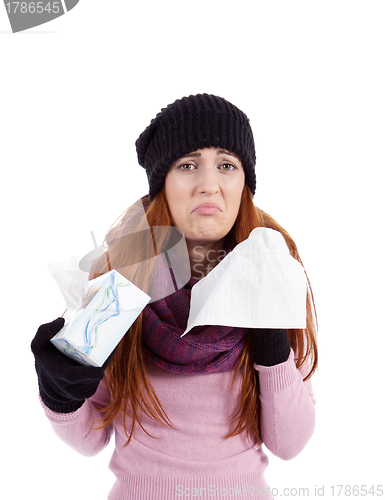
[192,202,222,215]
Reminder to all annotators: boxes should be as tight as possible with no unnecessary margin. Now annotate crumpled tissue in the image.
[48,256,90,315]
[181,228,307,337]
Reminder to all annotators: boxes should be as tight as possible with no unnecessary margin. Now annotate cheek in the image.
[164,174,176,206]
[230,176,244,203]
[228,185,244,222]
[165,175,184,221]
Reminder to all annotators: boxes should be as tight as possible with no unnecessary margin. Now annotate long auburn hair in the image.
[90,184,318,446]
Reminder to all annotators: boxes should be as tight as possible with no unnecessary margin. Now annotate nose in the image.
[196,164,220,195]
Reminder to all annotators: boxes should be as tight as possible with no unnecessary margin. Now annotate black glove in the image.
[252,328,291,366]
[31,317,114,413]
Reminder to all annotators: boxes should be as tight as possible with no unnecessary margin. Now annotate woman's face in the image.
[164,147,245,245]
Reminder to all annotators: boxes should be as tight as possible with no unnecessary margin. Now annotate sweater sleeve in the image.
[40,377,113,457]
[254,349,316,460]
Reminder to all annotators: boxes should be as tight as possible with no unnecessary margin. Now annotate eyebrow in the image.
[216,149,238,159]
[182,149,238,159]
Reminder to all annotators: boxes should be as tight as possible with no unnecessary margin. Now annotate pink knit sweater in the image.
[41,349,315,500]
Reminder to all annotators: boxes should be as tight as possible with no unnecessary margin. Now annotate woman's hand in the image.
[252,328,291,366]
[31,318,114,413]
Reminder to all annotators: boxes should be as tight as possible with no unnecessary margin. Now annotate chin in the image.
[183,221,231,245]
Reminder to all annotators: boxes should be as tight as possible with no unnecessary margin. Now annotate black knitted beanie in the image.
[136,94,257,201]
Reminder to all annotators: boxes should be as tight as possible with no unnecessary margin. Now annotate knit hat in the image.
[136,94,256,201]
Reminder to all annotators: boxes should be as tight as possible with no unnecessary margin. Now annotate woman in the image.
[31,94,317,500]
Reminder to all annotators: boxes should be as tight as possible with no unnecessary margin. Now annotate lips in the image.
[192,202,222,215]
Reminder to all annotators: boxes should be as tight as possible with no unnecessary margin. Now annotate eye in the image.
[178,163,196,171]
[219,163,237,171]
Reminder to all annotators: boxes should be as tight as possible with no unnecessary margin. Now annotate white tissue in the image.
[181,228,307,337]
[48,256,90,313]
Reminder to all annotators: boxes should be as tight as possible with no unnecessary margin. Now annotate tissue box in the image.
[51,270,151,367]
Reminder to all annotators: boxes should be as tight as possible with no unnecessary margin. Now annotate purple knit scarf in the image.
[141,277,249,374]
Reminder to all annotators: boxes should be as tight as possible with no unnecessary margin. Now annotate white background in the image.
[1,1,384,498]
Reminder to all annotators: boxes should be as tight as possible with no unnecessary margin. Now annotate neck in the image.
[187,238,227,280]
